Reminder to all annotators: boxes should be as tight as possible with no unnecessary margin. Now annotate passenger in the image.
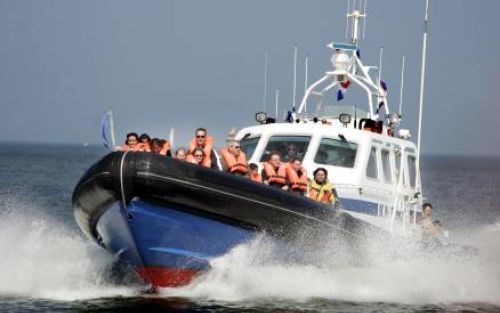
[262,153,289,190]
[188,128,218,169]
[187,147,212,168]
[150,138,163,154]
[286,158,308,196]
[174,148,187,161]
[283,144,298,162]
[220,141,248,175]
[120,132,144,152]
[138,133,152,152]
[249,163,262,183]
[308,168,337,205]
[159,139,171,156]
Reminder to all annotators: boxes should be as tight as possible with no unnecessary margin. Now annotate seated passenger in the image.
[282,144,298,162]
[249,163,262,183]
[174,147,187,161]
[188,128,218,169]
[150,138,163,154]
[187,147,212,168]
[120,132,144,152]
[220,141,248,175]
[262,153,289,190]
[139,133,152,152]
[286,158,308,195]
[308,168,337,205]
[159,139,171,156]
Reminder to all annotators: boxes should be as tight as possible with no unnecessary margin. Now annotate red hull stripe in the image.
[136,267,199,288]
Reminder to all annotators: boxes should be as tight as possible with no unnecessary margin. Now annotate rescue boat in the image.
[73,2,432,289]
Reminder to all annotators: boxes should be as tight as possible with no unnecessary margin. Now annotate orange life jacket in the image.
[263,162,287,186]
[220,148,248,174]
[186,153,212,168]
[188,136,214,167]
[120,144,144,152]
[286,164,308,192]
[250,172,262,183]
[160,141,170,156]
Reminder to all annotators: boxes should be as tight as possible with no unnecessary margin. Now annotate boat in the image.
[73,1,430,289]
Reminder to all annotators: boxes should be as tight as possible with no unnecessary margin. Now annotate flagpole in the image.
[416,0,429,198]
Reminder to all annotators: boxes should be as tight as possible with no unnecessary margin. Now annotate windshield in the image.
[314,138,357,168]
[240,136,260,159]
[260,136,311,162]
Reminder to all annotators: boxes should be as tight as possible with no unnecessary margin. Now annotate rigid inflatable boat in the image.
[73,151,370,288]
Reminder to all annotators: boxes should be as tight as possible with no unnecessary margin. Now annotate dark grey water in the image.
[0,143,499,312]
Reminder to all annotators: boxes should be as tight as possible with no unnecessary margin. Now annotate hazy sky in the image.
[1,0,499,156]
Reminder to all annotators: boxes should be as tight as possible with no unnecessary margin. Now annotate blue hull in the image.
[95,200,254,287]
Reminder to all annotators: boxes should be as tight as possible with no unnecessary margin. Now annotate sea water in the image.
[0,143,499,312]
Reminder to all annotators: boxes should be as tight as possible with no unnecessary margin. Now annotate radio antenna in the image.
[292,45,298,112]
[398,56,406,117]
[262,52,269,112]
[304,55,309,113]
[275,88,280,118]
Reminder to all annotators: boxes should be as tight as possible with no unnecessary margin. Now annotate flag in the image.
[340,80,351,89]
[337,89,344,101]
[100,112,111,148]
[380,81,388,92]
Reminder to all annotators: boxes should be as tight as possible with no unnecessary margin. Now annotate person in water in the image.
[249,163,261,183]
[286,158,308,196]
[174,148,187,161]
[308,167,337,204]
[262,152,289,190]
[220,140,248,175]
[121,132,144,152]
[421,203,441,238]
[188,128,218,169]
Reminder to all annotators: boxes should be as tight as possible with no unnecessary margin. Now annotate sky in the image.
[0,0,499,156]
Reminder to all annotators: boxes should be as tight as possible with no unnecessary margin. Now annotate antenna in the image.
[416,0,430,196]
[362,0,368,40]
[292,45,298,111]
[398,56,406,117]
[345,0,351,40]
[376,46,384,114]
[262,52,269,112]
[304,55,309,112]
[275,88,280,118]
[346,0,366,45]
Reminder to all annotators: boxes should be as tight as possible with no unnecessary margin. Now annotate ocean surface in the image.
[0,143,499,313]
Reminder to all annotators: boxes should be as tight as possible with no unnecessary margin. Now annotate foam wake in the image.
[165,222,500,305]
[0,196,138,300]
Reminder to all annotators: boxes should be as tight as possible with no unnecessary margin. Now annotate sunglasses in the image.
[196,135,206,138]
[233,146,241,149]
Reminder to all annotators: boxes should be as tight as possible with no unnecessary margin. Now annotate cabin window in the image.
[366,147,379,179]
[240,136,260,159]
[408,155,417,187]
[260,136,311,162]
[314,138,357,168]
[381,149,392,183]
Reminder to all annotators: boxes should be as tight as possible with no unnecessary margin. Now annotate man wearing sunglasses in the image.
[220,140,248,175]
[188,128,218,170]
